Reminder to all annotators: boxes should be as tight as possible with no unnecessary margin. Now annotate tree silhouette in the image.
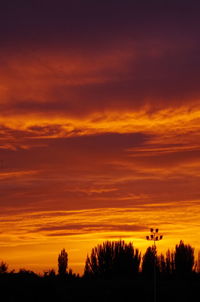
[0,261,8,274]
[157,250,175,275]
[165,249,175,275]
[84,240,141,278]
[58,248,68,277]
[197,251,200,273]
[158,253,166,273]
[174,240,194,275]
[142,245,158,276]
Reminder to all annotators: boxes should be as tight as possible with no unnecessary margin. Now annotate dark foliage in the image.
[165,249,175,275]
[156,250,175,275]
[175,240,195,275]
[0,261,8,274]
[84,240,141,278]
[58,248,68,277]
[142,245,158,276]
[43,269,56,278]
[0,240,199,301]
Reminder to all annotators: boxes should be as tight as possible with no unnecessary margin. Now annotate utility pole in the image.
[146,228,163,302]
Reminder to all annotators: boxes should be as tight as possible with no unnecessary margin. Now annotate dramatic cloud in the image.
[0,0,200,273]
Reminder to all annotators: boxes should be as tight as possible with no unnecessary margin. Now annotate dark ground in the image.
[0,273,199,302]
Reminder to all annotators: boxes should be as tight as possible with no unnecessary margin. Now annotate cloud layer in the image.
[0,0,200,273]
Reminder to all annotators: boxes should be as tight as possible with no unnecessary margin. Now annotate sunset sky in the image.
[1,0,200,274]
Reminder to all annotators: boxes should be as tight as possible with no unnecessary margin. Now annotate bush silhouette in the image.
[58,248,68,277]
[84,240,141,278]
[175,240,194,275]
[43,269,56,278]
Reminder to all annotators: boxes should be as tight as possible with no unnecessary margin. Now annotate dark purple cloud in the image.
[37,223,146,233]
[1,0,200,49]
[0,0,200,118]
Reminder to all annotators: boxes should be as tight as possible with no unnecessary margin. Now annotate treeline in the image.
[57,240,198,279]
[1,240,200,301]
[1,239,198,279]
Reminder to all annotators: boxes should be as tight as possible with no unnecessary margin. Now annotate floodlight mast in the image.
[146,228,163,247]
[146,228,163,302]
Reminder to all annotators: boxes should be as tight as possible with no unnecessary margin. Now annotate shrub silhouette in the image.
[175,240,194,275]
[84,240,141,278]
[58,248,68,277]
[43,269,56,278]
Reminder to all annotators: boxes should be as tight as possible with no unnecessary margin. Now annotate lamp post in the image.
[146,228,163,302]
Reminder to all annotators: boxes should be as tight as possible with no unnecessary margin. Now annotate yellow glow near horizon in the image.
[1,203,200,274]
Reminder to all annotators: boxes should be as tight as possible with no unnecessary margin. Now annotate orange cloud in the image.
[1,106,200,142]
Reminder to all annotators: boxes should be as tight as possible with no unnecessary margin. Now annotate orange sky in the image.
[0,0,200,274]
